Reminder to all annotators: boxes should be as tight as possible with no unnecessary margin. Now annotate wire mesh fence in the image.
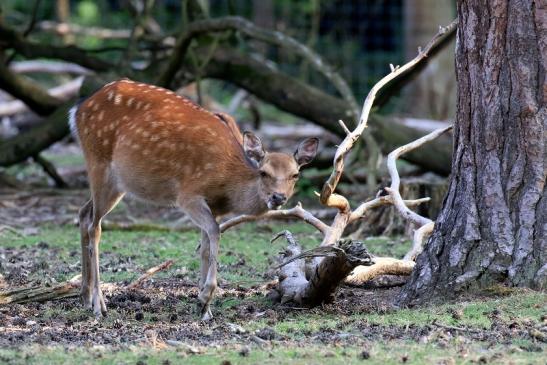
[210,0,404,102]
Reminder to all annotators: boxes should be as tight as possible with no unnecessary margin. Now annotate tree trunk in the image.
[399,0,546,305]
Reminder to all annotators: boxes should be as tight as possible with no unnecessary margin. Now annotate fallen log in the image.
[0,275,81,305]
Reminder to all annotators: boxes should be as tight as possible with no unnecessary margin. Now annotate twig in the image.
[126,260,175,289]
[0,225,23,237]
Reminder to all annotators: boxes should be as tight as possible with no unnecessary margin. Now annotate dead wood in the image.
[357,275,409,289]
[126,260,175,289]
[0,258,175,305]
[345,258,415,286]
[0,275,81,305]
[270,231,372,306]
[219,22,457,305]
[33,154,69,188]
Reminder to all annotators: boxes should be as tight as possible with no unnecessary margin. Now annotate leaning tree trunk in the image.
[399,0,546,305]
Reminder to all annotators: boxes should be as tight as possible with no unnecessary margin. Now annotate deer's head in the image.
[243,132,319,210]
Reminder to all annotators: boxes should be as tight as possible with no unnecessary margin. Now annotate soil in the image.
[0,277,543,352]
[0,181,544,355]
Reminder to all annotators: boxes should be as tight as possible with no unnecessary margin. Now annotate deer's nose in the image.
[271,193,287,205]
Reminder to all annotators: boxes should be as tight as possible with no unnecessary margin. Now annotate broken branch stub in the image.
[271,231,372,306]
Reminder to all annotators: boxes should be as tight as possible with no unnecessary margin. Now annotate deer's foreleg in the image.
[180,196,219,321]
[199,229,210,291]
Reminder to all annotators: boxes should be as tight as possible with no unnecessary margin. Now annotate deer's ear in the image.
[243,132,265,166]
[294,137,319,167]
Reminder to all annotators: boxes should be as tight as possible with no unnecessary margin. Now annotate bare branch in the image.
[348,196,431,224]
[199,47,453,175]
[404,222,435,261]
[320,19,458,207]
[33,154,68,188]
[385,126,452,227]
[9,60,92,75]
[0,20,114,71]
[37,20,132,39]
[0,100,75,167]
[345,257,415,286]
[158,16,356,113]
[0,76,84,117]
[219,202,329,235]
[0,52,62,115]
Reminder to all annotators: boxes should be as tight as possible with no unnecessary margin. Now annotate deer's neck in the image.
[229,174,268,216]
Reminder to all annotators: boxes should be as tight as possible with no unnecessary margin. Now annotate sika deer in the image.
[69,79,318,320]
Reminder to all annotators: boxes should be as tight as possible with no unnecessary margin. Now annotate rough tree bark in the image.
[399,0,546,305]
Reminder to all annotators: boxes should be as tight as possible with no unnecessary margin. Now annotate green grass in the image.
[0,222,323,284]
[1,222,545,364]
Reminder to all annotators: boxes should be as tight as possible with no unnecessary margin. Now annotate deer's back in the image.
[74,80,252,204]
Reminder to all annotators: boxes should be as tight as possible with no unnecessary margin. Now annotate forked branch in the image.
[219,20,457,299]
[320,19,458,208]
[385,126,452,227]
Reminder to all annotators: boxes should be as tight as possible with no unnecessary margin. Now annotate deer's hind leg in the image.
[79,199,94,308]
[85,163,125,317]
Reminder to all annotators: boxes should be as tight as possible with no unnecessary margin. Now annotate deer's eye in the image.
[259,171,269,178]
[291,173,299,179]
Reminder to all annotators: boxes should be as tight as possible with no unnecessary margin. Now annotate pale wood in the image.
[345,258,415,286]
[385,126,452,227]
[219,202,329,235]
[126,260,175,289]
[404,221,435,261]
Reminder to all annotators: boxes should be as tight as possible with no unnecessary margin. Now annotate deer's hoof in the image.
[195,302,213,321]
[81,293,92,309]
[201,307,213,321]
[91,288,107,318]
